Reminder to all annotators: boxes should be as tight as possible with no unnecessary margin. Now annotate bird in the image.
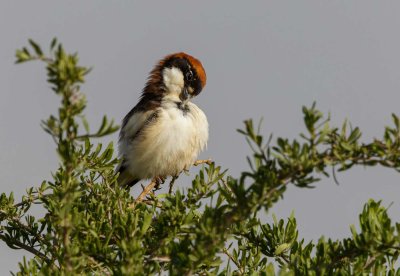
[117,52,208,188]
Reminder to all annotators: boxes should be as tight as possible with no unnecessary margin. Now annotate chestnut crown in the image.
[143,52,206,99]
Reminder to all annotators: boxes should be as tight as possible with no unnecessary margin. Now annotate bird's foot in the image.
[133,160,212,205]
[154,176,165,190]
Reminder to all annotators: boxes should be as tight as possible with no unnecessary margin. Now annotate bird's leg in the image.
[135,176,165,203]
[193,159,212,166]
[134,160,212,204]
[168,175,179,194]
[135,177,158,203]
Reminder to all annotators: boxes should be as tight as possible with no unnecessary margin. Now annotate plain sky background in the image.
[1,1,400,273]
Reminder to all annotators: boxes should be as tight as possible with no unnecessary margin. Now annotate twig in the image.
[0,234,51,264]
[130,160,213,206]
[8,217,51,248]
[193,159,212,166]
[264,177,291,200]
[221,179,234,196]
[362,255,377,270]
[142,200,163,208]
[169,175,178,194]
[135,177,158,203]
[14,193,50,208]
[168,159,212,193]
[149,255,171,262]
[75,133,104,140]
[223,248,244,274]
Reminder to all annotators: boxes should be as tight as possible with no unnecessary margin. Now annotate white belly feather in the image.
[124,101,208,179]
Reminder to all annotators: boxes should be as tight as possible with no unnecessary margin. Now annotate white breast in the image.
[124,101,208,180]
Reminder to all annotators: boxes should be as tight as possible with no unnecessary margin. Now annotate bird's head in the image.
[143,53,207,104]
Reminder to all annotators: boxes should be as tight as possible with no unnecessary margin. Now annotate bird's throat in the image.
[176,101,190,115]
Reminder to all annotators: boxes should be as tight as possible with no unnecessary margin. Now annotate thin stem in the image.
[148,256,171,262]
[362,255,377,270]
[135,177,158,203]
[0,234,51,264]
[223,248,244,274]
[193,159,212,166]
[8,217,50,247]
[169,175,178,194]
[14,194,49,208]
[75,133,104,140]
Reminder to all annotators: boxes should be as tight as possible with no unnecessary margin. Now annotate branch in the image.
[0,216,58,255]
[8,217,49,246]
[148,255,171,263]
[362,255,377,270]
[223,248,244,274]
[193,159,212,166]
[0,234,51,264]
[169,175,179,194]
[14,193,50,208]
[134,178,158,204]
[131,160,213,206]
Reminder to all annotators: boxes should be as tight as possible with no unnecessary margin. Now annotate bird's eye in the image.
[186,71,193,81]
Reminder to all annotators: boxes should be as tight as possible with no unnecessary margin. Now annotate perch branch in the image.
[131,159,212,206]
[193,159,212,166]
[135,177,158,203]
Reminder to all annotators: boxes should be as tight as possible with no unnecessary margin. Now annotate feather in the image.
[116,163,139,188]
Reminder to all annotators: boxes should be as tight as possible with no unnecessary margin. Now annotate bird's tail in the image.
[116,163,140,189]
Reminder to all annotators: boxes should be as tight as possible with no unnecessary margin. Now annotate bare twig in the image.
[149,255,171,262]
[193,159,212,166]
[130,160,213,206]
[135,177,158,203]
[168,159,212,193]
[363,255,377,270]
[169,175,178,194]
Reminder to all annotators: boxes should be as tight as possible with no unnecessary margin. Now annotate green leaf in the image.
[15,49,31,63]
[391,113,400,128]
[82,116,90,133]
[50,37,58,50]
[141,211,152,234]
[275,243,291,255]
[28,39,43,57]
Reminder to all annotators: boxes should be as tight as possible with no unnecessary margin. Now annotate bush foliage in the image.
[1,40,400,275]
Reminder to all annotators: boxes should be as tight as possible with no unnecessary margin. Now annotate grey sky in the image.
[1,1,400,273]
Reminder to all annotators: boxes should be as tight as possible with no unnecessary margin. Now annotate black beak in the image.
[180,87,189,102]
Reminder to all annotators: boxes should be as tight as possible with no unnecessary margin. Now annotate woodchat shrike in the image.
[118,53,208,188]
